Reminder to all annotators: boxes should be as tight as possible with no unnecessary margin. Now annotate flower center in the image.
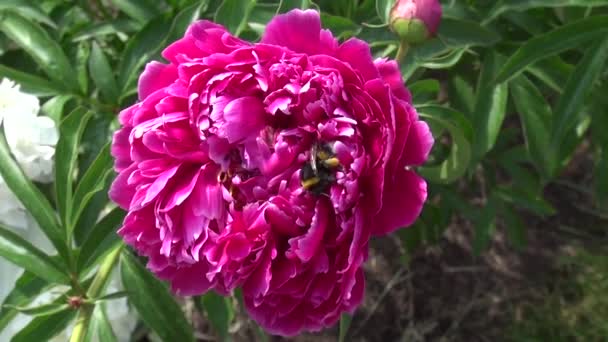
[300,142,341,195]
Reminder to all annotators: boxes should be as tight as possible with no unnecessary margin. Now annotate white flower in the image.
[0,79,137,341]
[0,78,58,183]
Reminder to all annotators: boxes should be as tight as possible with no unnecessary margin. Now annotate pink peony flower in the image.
[390,0,442,44]
[110,9,432,336]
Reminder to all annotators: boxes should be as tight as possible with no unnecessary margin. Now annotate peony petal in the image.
[401,118,434,167]
[336,38,379,81]
[222,96,266,143]
[261,10,337,55]
[138,62,178,101]
[375,58,412,102]
[372,168,427,235]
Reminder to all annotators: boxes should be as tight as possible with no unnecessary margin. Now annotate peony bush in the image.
[0,0,607,341]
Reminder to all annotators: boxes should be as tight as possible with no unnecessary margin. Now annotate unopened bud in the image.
[389,0,442,44]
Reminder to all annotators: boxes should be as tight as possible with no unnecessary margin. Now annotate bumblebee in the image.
[300,143,340,195]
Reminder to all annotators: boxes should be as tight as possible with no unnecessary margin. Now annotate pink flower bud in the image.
[390,0,442,44]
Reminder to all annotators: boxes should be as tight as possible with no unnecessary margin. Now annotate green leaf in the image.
[71,143,113,233]
[90,291,129,303]
[473,195,499,255]
[510,76,554,179]
[41,95,74,124]
[0,273,47,333]
[0,11,78,92]
[0,127,67,260]
[3,303,69,317]
[447,75,475,115]
[10,308,76,342]
[321,13,361,39]
[595,149,608,209]
[471,52,509,163]
[89,43,120,104]
[438,18,501,47]
[551,37,608,156]
[484,0,608,24]
[0,65,59,97]
[495,186,556,216]
[75,41,90,95]
[0,0,56,28]
[197,292,234,341]
[120,251,195,342]
[417,105,473,184]
[410,79,440,105]
[339,313,352,342]
[526,57,573,93]
[501,205,527,250]
[399,204,449,255]
[375,0,392,23]
[85,305,118,342]
[117,14,172,94]
[278,0,311,12]
[214,0,257,37]
[77,207,124,272]
[0,224,69,284]
[55,107,93,230]
[166,1,207,44]
[72,19,139,42]
[495,15,608,83]
[109,0,161,24]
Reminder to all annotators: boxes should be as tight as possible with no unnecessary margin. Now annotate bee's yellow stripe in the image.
[301,177,321,189]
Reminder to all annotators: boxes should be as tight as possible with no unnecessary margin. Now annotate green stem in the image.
[69,244,124,342]
[395,39,410,62]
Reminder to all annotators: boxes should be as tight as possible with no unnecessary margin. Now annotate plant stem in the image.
[395,39,410,62]
[69,243,124,342]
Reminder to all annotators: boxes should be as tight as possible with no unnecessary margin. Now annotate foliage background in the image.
[0,0,607,341]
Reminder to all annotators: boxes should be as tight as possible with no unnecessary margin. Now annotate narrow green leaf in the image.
[55,107,93,230]
[85,305,118,342]
[197,292,234,341]
[72,19,139,42]
[375,0,392,23]
[71,143,113,232]
[0,65,58,97]
[75,41,90,95]
[526,57,574,93]
[90,291,129,303]
[166,1,207,44]
[473,195,499,255]
[120,251,195,342]
[339,314,352,342]
[551,37,608,154]
[510,76,554,179]
[438,18,501,47]
[0,273,47,333]
[484,0,608,24]
[3,303,69,317]
[447,76,475,116]
[0,225,69,284]
[41,95,74,125]
[10,308,76,342]
[109,0,161,24]
[0,127,67,260]
[495,15,608,83]
[0,11,78,92]
[89,43,120,104]
[501,205,527,250]
[0,0,56,28]
[117,14,172,94]
[77,207,124,272]
[472,52,508,163]
[417,106,473,184]
[496,187,556,216]
[214,0,257,37]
